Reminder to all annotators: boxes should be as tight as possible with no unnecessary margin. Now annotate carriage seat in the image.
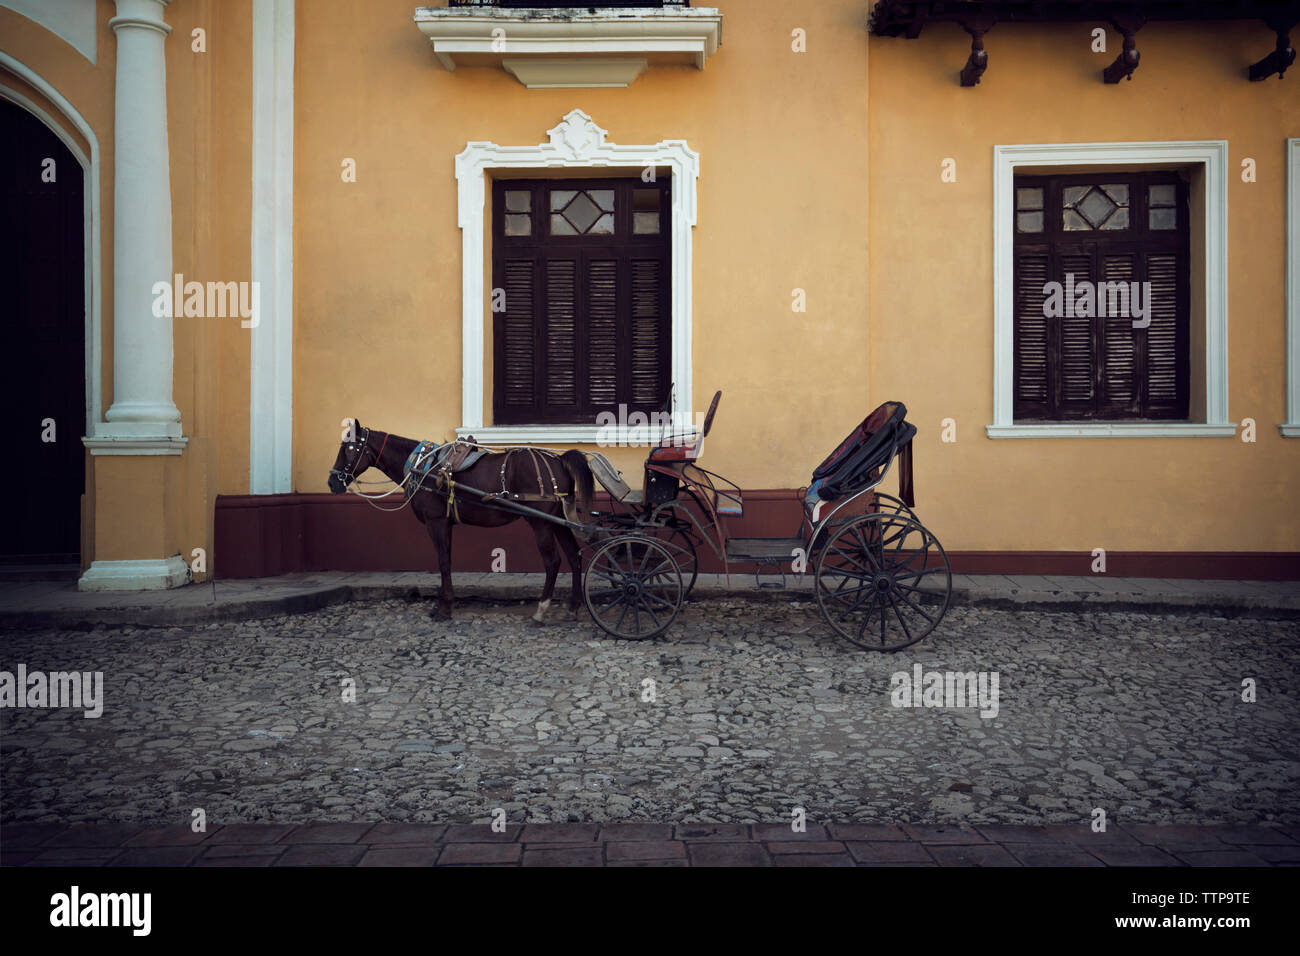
[587,452,643,504]
[646,432,702,463]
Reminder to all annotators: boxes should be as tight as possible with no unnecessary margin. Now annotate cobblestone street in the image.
[2,599,1298,830]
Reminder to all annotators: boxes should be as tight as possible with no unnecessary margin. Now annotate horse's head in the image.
[329,418,375,493]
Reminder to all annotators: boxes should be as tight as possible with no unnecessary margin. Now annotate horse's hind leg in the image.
[529,520,561,624]
[426,519,455,619]
[555,527,583,618]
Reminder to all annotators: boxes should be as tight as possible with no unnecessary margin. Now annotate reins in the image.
[341,428,419,513]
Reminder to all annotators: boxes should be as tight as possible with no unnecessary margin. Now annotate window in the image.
[492,177,671,426]
[1012,171,1190,422]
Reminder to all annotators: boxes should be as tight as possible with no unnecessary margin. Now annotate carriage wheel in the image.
[644,505,700,600]
[584,535,684,640]
[596,509,700,600]
[870,492,921,524]
[814,512,951,651]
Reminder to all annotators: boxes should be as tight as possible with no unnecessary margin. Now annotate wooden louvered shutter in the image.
[544,257,578,409]
[1055,247,1097,418]
[498,258,537,415]
[586,258,619,409]
[1013,250,1050,419]
[630,258,668,407]
[1143,250,1187,418]
[1013,172,1189,422]
[493,179,671,425]
[1099,250,1139,416]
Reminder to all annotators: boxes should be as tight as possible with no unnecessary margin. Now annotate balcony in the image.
[415,2,722,89]
[449,2,692,6]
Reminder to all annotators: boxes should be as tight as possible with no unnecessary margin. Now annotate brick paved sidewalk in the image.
[4,822,1298,867]
[2,571,1298,629]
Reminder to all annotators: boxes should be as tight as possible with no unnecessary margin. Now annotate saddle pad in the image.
[403,440,489,496]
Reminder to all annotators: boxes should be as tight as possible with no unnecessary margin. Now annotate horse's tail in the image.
[560,449,595,525]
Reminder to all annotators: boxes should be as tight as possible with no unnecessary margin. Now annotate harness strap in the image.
[446,476,460,524]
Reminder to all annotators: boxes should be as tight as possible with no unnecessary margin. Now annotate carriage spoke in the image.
[637,598,662,627]
[891,583,940,622]
[639,555,676,579]
[828,544,873,576]
[854,596,879,641]
[885,591,915,645]
[589,567,623,586]
[849,528,886,572]
[641,590,677,610]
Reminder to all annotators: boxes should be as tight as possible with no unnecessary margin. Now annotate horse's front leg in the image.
[426,519,455,619]
[529,520,561,624]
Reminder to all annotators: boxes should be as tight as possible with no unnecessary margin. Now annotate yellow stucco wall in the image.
[292,0,873,492]
[5,1,1299,571]
[869,20,1300,552]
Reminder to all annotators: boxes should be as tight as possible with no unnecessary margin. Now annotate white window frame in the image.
[454,109,698,444]
[1283,138,1300,437]
[987,140,1234,439]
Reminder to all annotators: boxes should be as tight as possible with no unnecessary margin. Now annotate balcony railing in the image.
[447,2,691,8]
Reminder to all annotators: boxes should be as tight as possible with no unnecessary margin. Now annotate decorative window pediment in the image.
[414,3,722,89]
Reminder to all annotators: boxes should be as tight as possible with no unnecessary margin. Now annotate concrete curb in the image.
[1,573,1297,630]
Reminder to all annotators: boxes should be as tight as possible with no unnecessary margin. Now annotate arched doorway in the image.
[0,98,85,573]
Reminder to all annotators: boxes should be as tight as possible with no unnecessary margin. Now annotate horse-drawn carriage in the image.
[329,394,953,652]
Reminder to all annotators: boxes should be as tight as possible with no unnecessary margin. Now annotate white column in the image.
[103,0,182,439]
[250,0,295,492]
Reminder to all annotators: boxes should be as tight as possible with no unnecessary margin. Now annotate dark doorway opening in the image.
[0,98,86,574]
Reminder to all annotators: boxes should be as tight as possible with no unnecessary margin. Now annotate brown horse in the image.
[328,420,594,623]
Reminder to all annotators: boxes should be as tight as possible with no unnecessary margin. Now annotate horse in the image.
[327,420,595,624]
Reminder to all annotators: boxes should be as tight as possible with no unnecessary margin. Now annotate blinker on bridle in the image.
[331,426,388,486]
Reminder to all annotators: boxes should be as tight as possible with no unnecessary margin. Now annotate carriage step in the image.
[725,537,805,563]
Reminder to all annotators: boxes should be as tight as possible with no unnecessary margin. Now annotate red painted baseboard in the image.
[212,492,1300,580]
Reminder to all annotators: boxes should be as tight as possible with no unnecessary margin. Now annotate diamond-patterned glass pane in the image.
[589,213,614,235]
[1078,188,1117,228]
[589,189,615,212]
[1100,184,1129,205]
[550,190,577,212]
[550,214,577,236]
[563,192,602,233]
[1063,209,1091,231]
[1099,207,1129,231]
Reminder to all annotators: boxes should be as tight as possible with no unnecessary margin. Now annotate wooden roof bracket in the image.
[1103,16,1144,84]
[1249,15,1298,81]
[958,18,995,87]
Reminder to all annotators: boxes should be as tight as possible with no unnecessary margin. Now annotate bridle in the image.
[331,426,388,487]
